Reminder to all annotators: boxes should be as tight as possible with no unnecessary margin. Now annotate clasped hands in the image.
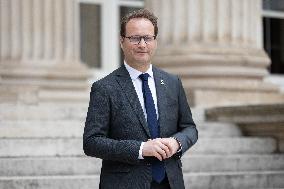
[142,138,180,161]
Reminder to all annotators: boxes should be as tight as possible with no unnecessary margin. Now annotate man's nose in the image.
[138,38,147,46]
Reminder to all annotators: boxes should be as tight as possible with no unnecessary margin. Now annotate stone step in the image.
[0,157,101,177]
[184,171,284,189]
[1,171,284,189]
[0,103,88,121]
[0,121,84,138]
[205,103,284,124]
[0,120,240,138]
[0,137,276,157]
[0,175,100,189]
[182,154,284,173]
[191,108,206,122]
[1,154,284,177]
[0,138,83,157]
[197,122,242,137]
[187,137,276,155]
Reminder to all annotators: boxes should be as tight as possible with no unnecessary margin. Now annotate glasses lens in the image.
[144,36,154,42]
[127,36,155,44]
[130,36,141,43]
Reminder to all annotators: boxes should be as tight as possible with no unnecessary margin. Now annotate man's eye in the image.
[144,37,152,41]
[131,37,140,41]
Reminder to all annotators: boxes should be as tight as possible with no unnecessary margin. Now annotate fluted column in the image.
[0,0,81,63]
[22,0,33,59]
[147,0,261,49]
[0,0,89,104]
[146,0,284,107]
[0,0,11,59]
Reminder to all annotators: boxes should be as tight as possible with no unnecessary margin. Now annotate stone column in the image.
[146,0,284,107]
[0,0,89,104]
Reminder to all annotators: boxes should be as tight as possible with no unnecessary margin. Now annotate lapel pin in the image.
[160,79,164,85]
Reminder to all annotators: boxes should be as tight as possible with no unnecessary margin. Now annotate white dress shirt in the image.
[124,62,159,159]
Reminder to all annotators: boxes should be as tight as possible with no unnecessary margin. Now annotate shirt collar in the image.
[124,61,154,80]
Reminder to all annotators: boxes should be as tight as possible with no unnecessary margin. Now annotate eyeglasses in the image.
[123,35,156,45]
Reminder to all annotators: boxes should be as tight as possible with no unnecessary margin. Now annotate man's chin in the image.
[136,59,150,65]
[134,56,150,63]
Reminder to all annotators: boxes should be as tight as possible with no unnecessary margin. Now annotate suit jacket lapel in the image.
[115,66,151,138]
[153,67,168,137]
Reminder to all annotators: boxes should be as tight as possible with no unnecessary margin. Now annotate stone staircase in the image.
[0,104,284,189]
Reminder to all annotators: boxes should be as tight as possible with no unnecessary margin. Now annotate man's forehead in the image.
[125,18,154,33]
[126,18,153,26]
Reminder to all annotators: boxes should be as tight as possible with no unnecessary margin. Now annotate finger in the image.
[164,145,171,157]
[153,151,163,161]
[160,139,174,155]
[154,144,167,159]
[153,140,170,158]
[157,141,171,158]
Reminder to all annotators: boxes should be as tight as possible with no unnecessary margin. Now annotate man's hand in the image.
[142,138,171,161]
[160,138,180,157]
[142,138,180,160]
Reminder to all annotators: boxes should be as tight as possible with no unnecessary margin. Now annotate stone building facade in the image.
[0,0,284,188]
[1,0,283,106]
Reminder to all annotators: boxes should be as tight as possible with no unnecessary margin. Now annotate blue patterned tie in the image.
[139,73,165,183]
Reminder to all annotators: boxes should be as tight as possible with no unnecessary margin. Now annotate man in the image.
[83,9,198,189]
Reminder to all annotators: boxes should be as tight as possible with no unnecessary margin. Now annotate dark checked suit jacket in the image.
[83,65,198,189]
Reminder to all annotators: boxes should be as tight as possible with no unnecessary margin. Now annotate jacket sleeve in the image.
[83,82,141,165]
[172,77,198,156]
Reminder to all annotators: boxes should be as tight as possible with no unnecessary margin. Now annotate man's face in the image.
[120,18,157,67]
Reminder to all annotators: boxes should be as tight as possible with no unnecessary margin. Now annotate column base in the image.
[153,47,284,107]
[0,61,91,104]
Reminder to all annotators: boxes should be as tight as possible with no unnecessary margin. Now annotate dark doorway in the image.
[263,0,284,74]
[263,17,284,74]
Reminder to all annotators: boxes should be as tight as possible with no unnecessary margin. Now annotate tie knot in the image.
[139,73,150,81]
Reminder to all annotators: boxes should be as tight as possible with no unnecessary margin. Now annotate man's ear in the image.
[119,36,124,48]
[120,36,124,42]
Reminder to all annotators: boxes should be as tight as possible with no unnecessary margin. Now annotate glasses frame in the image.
[123,35,156,45]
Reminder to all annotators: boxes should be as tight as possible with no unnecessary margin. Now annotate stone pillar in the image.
[0,0,90,104]
[146,0,284,107]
